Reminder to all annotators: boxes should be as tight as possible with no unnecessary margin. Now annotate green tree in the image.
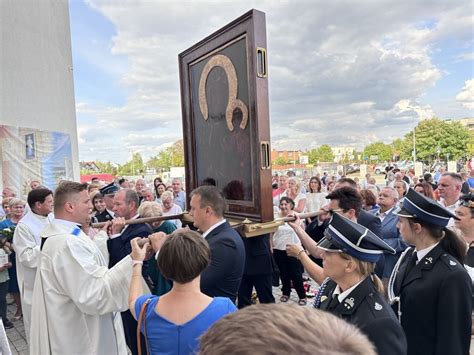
[467,130,474,157]
[390,138,409,160]
[118,152,145,175]
[363,142,393,162]
[95,161,118,175]
[147,140,185,171]
[402,118,470,161]
[308,144,334,163]
[273,156,289,166]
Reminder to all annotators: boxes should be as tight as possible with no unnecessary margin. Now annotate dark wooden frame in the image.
[179,9,273,222]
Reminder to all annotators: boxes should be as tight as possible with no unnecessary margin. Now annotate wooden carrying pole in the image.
[90,213,185,229]
[134,210,326,245]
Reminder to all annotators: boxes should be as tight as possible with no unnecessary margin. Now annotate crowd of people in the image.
[0,164,471,354]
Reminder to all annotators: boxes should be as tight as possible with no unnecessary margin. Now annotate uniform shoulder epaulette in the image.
[365,291,386,315]
[440,253,461,269]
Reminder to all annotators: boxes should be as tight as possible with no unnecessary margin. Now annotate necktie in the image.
[327,295,341,311]
[404,250,418,277]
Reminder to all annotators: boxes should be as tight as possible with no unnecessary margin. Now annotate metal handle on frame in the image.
[256,47,267,78]
[261,141,270,170]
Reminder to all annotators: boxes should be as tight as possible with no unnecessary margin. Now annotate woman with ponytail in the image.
[287,213,407,355]
[388,188,471,355]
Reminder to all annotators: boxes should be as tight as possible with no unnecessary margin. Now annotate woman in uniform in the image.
[388,188,471,355]
[287,212,407,355]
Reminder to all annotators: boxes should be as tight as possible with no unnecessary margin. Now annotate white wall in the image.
[0,0,79,181]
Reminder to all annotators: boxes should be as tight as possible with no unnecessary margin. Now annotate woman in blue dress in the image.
[129,229,236,355]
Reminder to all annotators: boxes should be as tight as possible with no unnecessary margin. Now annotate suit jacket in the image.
[370,208,407,252]
[357,209,381,237]
[107,222,153,278]
[318,277,407,355]
[241,233,273,276]
[306,209,381,242]
[201,222,245,303]
[391,245,472,355]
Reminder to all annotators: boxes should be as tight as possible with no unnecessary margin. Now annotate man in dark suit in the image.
[189,186,245,303]
[237,233,275,308]
[108,189,152,355]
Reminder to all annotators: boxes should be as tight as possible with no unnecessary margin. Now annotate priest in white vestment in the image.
[13,188,54,340]
[29,182,142,355]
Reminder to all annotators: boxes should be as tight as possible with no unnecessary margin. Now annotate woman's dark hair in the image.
[154,183,167,198]
[414,182,434,200]
[279,196,295,210]
[157,230,210,283]
[309,176,322,193]
[91,192,104,213]
[408,218,465,263]
[154,177,163,186]
[360,189,377,208]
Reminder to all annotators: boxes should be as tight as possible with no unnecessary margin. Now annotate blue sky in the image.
[69,0,473,164]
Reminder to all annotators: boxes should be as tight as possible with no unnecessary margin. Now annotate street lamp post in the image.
[412,126,416,163]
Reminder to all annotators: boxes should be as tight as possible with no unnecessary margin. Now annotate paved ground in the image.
[4,302,27,355]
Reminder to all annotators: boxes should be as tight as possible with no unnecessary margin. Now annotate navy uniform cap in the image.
[318,213,395,263]
[99,182,119,196]
[393,188,458,227]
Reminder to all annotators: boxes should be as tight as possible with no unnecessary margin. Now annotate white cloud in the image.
[74,0,472,163]
[456,79,474,109]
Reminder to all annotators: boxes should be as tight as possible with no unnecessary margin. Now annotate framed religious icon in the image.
[25,133,36,160]
[179,9,273,222]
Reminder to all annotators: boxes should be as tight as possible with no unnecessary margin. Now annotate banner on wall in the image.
[0,125,73,198]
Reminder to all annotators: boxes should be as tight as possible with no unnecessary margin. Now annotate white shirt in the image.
[202,219,226,239]
[272,223,301,251]
[376,206,395,222]
[439,199,460,214]
[332,279,364,303]
[415,242,439,264]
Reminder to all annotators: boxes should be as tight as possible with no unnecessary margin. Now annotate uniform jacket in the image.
[390,245,472,355]
[201,222,245,303]
[94,209,114,223]
[319,277,407,355]
[30,224,131,355]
